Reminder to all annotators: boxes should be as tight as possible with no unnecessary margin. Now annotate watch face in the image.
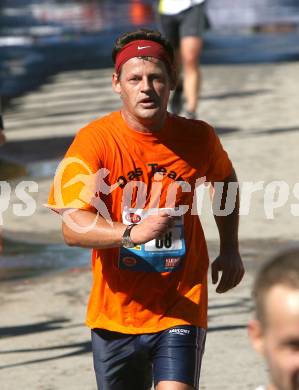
[122,223,137,248]
[122,237,135,248]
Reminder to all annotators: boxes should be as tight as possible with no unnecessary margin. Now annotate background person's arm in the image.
[0,129,6,146]
[0,100,6,145]
[62,209,174,249]
[211,168,245,293]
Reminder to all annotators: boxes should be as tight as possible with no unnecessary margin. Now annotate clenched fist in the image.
[130,211,175,245]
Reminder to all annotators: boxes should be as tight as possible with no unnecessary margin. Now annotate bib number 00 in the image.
[155,232,172,249]
[144,227,183,252]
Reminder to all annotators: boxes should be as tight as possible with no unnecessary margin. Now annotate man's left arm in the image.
[211,168,245,293]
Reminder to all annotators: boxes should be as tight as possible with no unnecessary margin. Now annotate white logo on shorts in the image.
[169,328,190,336]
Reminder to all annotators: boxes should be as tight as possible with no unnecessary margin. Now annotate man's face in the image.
[249,285,299,390]
[112,57,173,128]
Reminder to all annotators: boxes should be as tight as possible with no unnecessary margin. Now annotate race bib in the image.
[119,208,186,272]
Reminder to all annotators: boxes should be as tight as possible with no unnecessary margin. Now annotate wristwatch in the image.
[121,224,137,248]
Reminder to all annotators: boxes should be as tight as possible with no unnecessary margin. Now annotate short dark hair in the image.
[112,28,176,82]
[252,247,299,325]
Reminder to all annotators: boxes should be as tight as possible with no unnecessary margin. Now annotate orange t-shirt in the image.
[48,111,232,333]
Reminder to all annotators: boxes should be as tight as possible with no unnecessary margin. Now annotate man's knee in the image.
[180,38,202,66]
[156,380,195,390]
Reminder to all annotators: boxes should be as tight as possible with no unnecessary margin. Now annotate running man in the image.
[157,0,208,118]
[249,248,299,390]
[48,28,244,390]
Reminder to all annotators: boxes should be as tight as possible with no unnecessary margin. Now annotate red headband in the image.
[115,40,171,74]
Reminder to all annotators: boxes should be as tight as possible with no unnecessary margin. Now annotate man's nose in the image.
[140,77,152,91]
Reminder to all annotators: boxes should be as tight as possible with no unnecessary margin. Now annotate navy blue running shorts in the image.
[157,4,207,49]
[91,325,206,390]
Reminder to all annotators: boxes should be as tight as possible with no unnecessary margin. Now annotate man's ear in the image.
[248,319,265,355]
[112,73,121,94]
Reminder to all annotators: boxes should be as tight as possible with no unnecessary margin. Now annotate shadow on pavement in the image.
[0,136,73,163]
[0,318,75,338]
[204,89,271,100]
[258,125,299,135]
[215,127,240,135]
[0,341,92,370]
[208,324,247,333]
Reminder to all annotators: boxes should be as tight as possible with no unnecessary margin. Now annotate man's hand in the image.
[130,211,174,245]
[211,251,245,293]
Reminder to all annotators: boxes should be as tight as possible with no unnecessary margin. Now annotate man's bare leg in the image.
[156,380,195,390]
[180,36,203,117]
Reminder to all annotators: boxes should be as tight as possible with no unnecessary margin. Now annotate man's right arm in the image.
[62,209,173,249]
